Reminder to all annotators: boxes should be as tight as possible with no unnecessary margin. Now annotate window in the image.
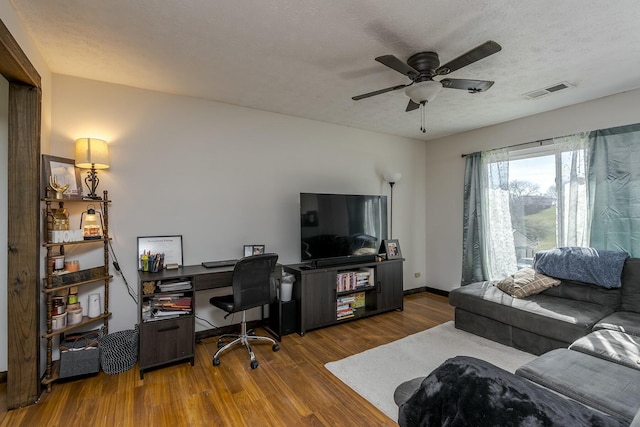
[476,136,588,279]
[508,152,557,267]
[463,124,640,284]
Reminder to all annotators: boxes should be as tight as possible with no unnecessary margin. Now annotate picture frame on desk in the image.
[41,155,83,199]
[382,239,402,259]
[244,244,265,257]
[137,235,183,270]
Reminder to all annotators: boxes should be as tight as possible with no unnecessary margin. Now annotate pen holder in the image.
[141,253,164,272]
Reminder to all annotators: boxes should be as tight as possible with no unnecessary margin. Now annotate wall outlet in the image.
[414,272,421,278]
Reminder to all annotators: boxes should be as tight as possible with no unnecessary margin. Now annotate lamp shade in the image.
[405,80,443,104]
[384,172,402,184]
[75,138,110,169]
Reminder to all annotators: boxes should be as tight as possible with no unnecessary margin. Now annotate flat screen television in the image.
[300,192,388,264]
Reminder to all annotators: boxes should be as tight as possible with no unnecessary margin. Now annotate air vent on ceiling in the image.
[523,81,574,99]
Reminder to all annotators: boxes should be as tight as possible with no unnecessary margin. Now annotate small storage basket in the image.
[59,330,101,378]
[99,324,139,375]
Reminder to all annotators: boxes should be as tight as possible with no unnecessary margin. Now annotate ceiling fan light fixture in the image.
[405,80,443,104]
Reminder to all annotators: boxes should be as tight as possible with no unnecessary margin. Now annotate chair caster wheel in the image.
[213,357,220,367]
[250,360,259,369]
[272,344,280,352]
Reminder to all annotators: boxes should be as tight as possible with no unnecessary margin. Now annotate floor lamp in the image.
[384,172,402,239]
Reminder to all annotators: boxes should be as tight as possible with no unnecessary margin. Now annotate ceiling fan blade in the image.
[352,83,410,101]
[435,41,502,75]
[405,99,420,112]
[441,78,495,92]
[375,55,419,78]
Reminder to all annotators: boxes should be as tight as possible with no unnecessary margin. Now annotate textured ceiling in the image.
[8,0,640,141]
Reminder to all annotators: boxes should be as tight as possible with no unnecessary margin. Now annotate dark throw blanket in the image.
[398,356,626,427]
[533,247,629,289]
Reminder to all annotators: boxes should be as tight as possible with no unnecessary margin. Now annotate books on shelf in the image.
[335,268,375,320]
[336,295,358,320]
[352,292,365,308]
[144,294,192,322]
[336,268,375,292]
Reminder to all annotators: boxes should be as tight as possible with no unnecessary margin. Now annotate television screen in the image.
[300,193,388,262]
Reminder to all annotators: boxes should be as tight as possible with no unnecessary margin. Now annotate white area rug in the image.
[324,321,537,421]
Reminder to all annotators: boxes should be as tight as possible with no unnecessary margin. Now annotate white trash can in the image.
[280,273,294,302]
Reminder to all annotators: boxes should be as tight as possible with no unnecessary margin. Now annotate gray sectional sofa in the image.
[449,256,640,356]
[396,253,640,425]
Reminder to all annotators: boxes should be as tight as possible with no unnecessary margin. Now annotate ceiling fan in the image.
[352,40,502,132]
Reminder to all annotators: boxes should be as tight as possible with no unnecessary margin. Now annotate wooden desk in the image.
[137,263,282,378]
[138,264,235,291]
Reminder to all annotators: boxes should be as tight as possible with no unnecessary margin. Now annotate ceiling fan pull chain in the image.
[420,102,426,133]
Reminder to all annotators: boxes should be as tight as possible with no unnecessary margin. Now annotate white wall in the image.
[0,0,52,149]
[50,74,427,333]
[424,88,640,292]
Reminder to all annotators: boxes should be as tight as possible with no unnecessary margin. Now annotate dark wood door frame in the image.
[0,18,43,408]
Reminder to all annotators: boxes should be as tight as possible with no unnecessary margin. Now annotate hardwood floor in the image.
[0,292,453,426]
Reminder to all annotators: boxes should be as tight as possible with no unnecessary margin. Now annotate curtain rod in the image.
[460,130,588,158]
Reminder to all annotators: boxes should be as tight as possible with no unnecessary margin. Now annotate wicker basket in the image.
[99,325,139,375]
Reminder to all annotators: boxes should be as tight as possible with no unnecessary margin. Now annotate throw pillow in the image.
[495,267,561,298]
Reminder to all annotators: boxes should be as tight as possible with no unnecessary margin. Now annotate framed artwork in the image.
[137,235,183,270]
[42,155,83,198]
[383,239,402,259]
[244,244,266,257]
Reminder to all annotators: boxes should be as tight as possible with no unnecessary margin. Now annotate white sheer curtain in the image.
[481,148,517,280]
[464,134,590,282]
[554,133,589,247]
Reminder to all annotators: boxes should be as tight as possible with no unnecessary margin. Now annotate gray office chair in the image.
[209,253,280,369]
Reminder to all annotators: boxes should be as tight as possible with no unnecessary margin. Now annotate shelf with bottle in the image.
[41,190,111,391]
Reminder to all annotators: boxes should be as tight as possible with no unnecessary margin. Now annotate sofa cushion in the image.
[449,282,615,344]
[570,330,640,371]
[621,258,640,313]
[495,267,560,298]
[594,311,640,336]
[516,348,640,424]
[540,279,621,309]
[398,355,626,427]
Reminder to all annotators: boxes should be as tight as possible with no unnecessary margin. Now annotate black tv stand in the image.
[284,258,403,335]
[313,255,378,268]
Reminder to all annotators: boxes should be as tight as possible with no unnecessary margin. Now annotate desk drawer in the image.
[139,316,194,367]
[194,271,233,291]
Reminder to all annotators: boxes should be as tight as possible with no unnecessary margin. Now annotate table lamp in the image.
[75,138,109,199]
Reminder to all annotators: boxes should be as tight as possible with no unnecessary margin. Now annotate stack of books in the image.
[147,294,192,321]
[356,270,372,288]
[337,295,356,320]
